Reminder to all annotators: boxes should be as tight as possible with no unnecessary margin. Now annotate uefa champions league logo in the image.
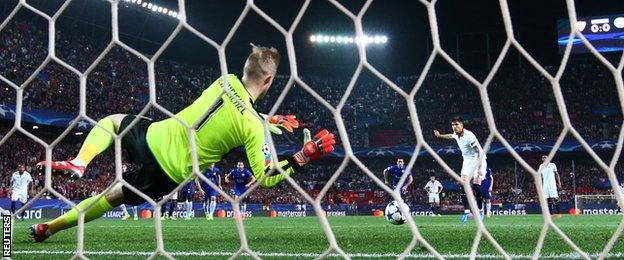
[591,140,615,150]
[366,148,394,156]
[513,143,542,152]
[437,146,459,154]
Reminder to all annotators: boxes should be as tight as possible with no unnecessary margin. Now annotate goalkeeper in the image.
[30,44,335,242]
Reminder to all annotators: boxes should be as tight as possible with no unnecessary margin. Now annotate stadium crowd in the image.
[1,21,623,206]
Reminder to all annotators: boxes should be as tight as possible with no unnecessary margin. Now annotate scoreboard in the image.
[557,14,624,53]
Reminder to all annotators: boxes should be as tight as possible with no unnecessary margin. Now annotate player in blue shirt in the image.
[481,168,494,217]
[180,181,196,220]
[197,163,222,220]
[226,161,256,219]
[383,158,413,199]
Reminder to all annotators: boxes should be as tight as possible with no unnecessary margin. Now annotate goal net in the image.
[1,0,623,259]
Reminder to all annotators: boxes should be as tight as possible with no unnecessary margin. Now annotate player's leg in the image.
[428,194,435,216]
[36,114,127,178]
[553,198,561,216]
[209,196,217,220]
[434,194,441,216]
[133,206,138,220]
[120,204,130,220]
[545,184,555,215]
[19,194,28,220]
[233,194,245,220]
[471,183,484,218]
[168,199,176,219]
[480,184,491,217]
[546,197,554,214]
[31,183,124,242]
[459,186,471,223]
[472,161,487,218]
[160,201,168,220]
[10,192,17,214]
[460,160,476,223]
[184,197,193,220]
[435,201,441,216]
[32,129,179,242]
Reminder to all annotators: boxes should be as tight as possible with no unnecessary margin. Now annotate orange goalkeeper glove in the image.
[291,129,335,167]
[268,115,299,135]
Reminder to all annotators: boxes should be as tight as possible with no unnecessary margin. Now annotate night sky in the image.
[2,0,623,78]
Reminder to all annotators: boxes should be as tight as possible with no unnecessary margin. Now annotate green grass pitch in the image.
[9,215,624,259]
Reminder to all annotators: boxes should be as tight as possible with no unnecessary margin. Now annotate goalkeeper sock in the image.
[71,118,115,167]
[133,206,138,218]
[120,204,128,215]
[209,200,216,217]
[486,201,491,215]
[46,195,113,234]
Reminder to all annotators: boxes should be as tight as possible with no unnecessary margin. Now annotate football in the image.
[385,200,408,225]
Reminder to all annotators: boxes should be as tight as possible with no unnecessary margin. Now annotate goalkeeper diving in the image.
[30,44,335,242]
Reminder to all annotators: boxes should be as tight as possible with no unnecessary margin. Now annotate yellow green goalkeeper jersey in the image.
[145,74,296,186]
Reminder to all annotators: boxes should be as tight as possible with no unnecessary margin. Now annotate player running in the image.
[481,168,493,217]
[225,161,255,219]
[196,163,221,220]
[383,158,413,199]
[424,175,443,216]
[10,164,34,220]
[435,116,487,223]
[30,45,335,242]
[538,154,562,217]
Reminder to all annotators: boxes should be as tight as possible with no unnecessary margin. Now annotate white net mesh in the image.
[1,0,623,259]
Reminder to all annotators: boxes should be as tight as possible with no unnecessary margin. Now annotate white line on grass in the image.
[19,223,618,229]
[13,250,624,259]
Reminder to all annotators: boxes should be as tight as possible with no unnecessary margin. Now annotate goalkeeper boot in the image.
[133,216,138,220]
[121,213,131,220]
[36,160,84,179]
[30,224,51,242]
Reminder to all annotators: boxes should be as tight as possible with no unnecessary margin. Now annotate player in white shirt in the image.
[538,154,562,217]
[434,116,487,223]
[424,175,443,216]
[10,164,34,219]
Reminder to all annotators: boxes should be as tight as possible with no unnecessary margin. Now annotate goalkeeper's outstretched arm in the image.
[244,125,335,188]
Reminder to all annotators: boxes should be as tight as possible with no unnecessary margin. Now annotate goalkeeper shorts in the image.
[119,115,178,205]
